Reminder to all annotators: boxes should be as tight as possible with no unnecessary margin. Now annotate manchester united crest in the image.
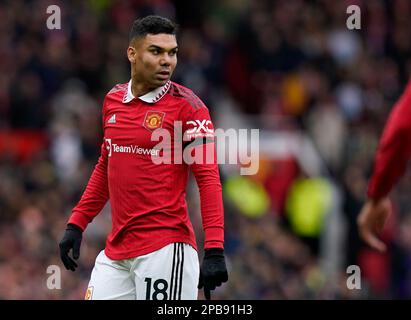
[143,111,166,131]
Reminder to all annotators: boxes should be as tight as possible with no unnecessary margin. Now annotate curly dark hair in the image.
[129,15,178,43]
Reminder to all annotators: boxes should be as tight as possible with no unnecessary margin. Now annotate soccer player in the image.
[59,15,228,300]
[358,81,411,253]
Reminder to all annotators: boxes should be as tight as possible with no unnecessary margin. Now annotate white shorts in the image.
[85,242,199,300]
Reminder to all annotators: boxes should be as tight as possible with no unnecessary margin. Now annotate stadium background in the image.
[0,0,411,299]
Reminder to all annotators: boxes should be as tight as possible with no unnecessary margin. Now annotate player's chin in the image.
[153,78,170,87]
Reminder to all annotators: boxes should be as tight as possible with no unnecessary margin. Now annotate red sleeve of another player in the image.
[185,106,224,249]
[368,81,411,199]
[67,99,110,231]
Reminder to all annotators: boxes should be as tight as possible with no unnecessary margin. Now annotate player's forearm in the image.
[198,182,224,249]
[191,161,225,249]
[368,81,411,199]
[68,151,109,230]
[367,130,411,199]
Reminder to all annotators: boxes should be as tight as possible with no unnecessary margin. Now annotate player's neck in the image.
[131,80,156,97]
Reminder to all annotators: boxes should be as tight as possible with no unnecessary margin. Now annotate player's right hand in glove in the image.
[59,224,83,271]
[198,248,228,300]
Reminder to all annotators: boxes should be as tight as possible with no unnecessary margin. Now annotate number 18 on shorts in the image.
[86,243,199,300]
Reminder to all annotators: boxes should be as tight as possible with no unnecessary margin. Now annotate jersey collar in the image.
[123,79,171,104]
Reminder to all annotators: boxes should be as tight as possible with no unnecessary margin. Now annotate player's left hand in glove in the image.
[198,248,228,300]
[59,224,83,271]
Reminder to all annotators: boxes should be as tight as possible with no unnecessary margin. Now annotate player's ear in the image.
[127,46,136,63]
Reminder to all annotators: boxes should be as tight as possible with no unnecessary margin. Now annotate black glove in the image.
[198,248,228,300]
[59,224,83,271]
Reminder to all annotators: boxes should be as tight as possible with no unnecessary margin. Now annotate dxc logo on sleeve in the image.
[186,120,214,134]
[184,120,214,140]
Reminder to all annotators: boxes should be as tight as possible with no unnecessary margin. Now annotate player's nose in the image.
[159,54,172,66]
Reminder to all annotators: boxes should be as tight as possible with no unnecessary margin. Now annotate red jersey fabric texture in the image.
[68,80,224,260]
[368,81,411,199]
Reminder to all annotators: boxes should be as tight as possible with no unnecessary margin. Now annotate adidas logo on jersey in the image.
[108,114,116,124]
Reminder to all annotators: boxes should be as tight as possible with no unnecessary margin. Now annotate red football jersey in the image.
[68,80,224,260]
[368,80,411,199]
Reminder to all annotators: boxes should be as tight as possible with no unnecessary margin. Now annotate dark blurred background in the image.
[1,0,411,299]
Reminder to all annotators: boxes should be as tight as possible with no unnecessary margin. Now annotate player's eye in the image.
[169,50,178,56]
[151,49,160,55]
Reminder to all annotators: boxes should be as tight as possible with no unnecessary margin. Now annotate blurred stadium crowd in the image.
[1,0,411,299]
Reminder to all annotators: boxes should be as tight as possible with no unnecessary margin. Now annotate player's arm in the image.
[59,98,110,271]
[67,139,110,229]
[367,81,411,199]
[358,81,411,251]
[183,103,228,299]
